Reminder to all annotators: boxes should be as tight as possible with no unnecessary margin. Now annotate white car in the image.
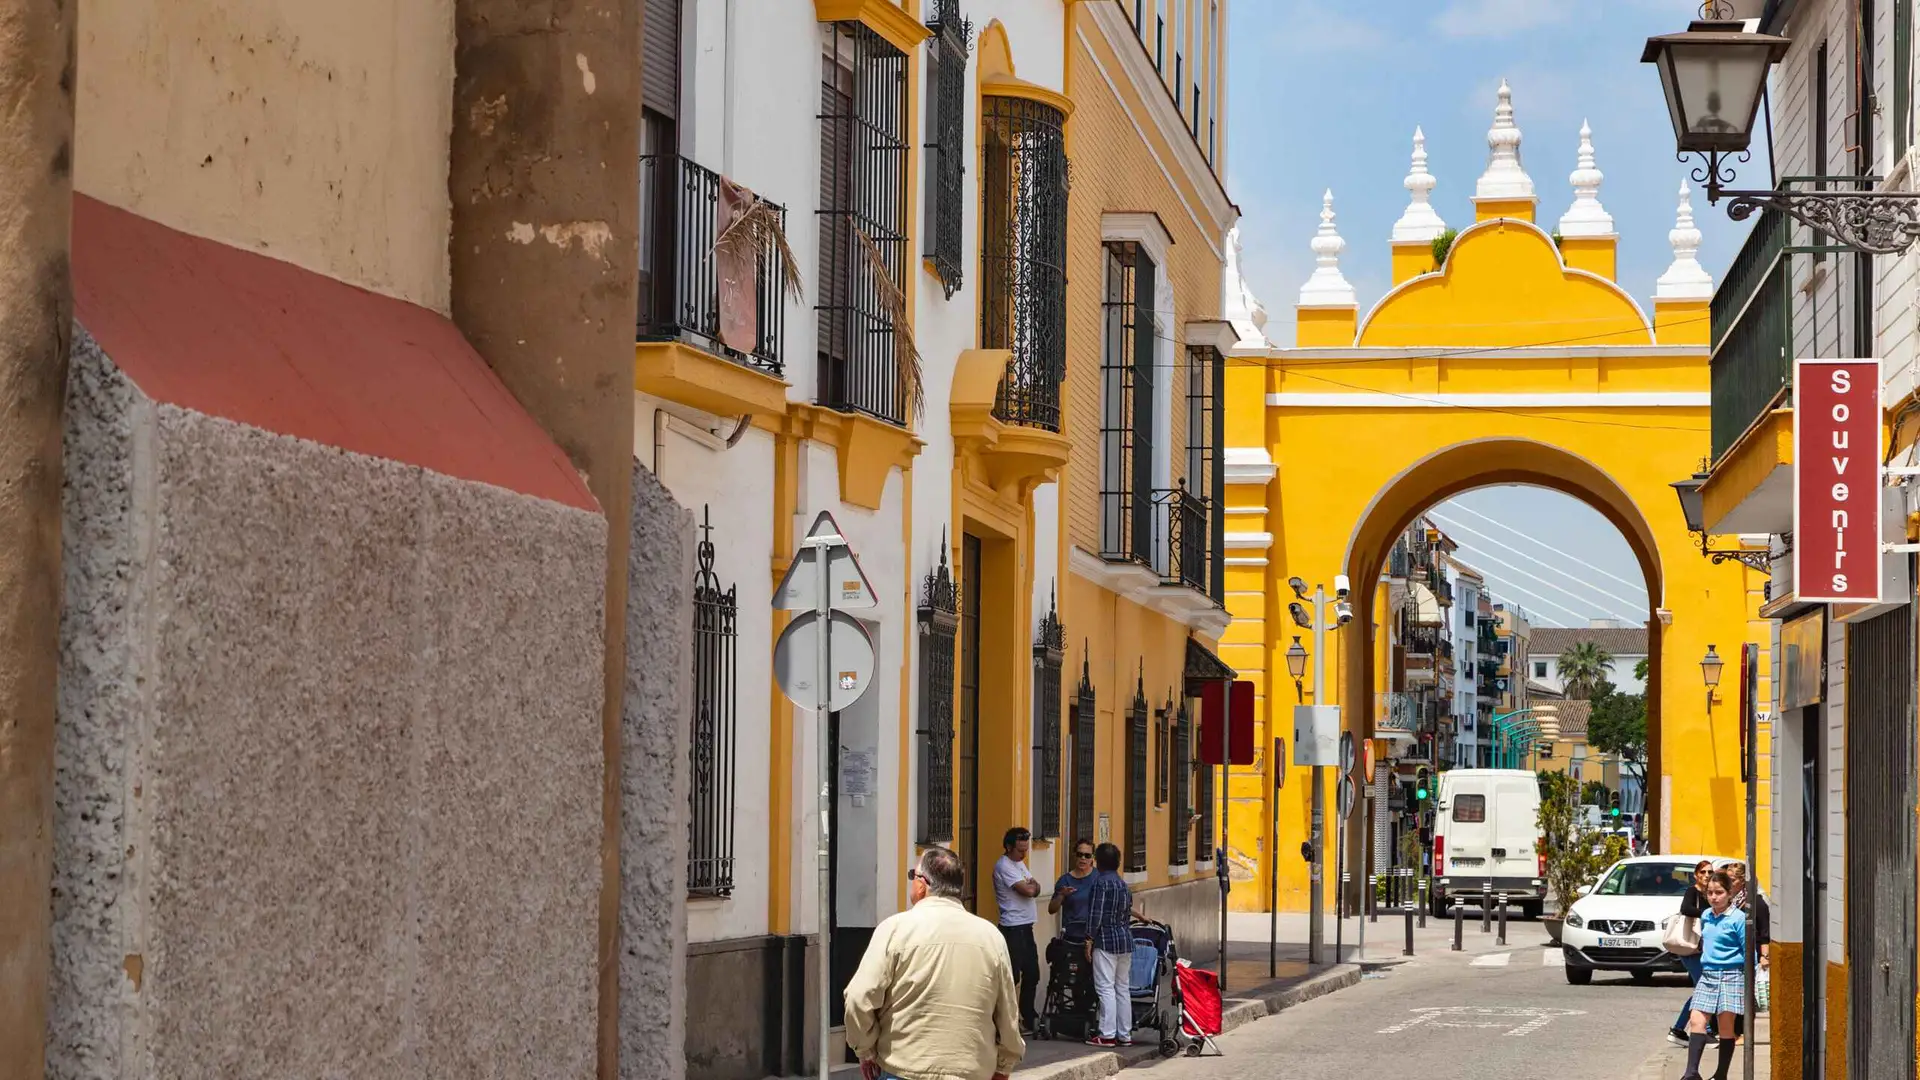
[1560,855,1712,985]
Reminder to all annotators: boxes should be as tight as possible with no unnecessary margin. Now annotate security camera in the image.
[1289,601,1312,629]
[1334,601,1354,626]
[1288,576,1309,599]
[1334,574,1351,600]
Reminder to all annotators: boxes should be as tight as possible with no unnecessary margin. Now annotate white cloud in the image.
[1431,0,1571,39]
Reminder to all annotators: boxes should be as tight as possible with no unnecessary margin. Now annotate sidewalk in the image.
[1625,1015,1772,1080]
[817,915,1368,1080]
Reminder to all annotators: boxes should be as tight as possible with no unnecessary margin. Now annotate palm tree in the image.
[1556,642,1615,700]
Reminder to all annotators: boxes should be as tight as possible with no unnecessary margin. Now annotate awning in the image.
[1183,638,1236,696]
[1409,582,1441,626]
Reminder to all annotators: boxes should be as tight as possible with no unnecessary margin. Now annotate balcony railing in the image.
[1378,691,1419,733]
[1388,542,1410,580]
[638,154,788,376]
[1709,204,1789,463]
[1405,626,1439,656]
[1157,484,1212,593]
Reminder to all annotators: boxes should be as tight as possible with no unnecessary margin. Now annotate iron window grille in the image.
[1032,590,1065,841]
[1195,754,1215,861]
[689,507,740,897]
[916,542,960,844]
[818,21,912,426]
[1186,343,1226,600]
[1100,242,1157,563]
[924,0,970,298]
[981,93,1070,432]
[1071,652,1097,847]
[1155,482,1210,594]
[1170,700,1191,865]
[1126,669,1150,873]
[1154,697,1171,806]
[638,154,788,376]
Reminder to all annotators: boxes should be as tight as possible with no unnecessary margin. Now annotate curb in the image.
[1016,965,1364,1080]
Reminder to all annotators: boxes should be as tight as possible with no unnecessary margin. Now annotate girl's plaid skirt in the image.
[1694,967,1748,1015]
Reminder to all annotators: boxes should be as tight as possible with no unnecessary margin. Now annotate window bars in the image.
[1126,668,1150,874]
[1071,652,1097,848]
[1195,751,1215,862]
[689,507,740,897]
[818,21,912,426]
[1187,342,1226,600]
[1100,242,1157,562]
[981,93,1069,432]
[1154,700,1170,806]
[1170,700,1191,865]
[638,154,788,375]
[1032,591,1065,841]
[925,0,970,298]
[916,542,960,844]
[1156,482,1210,593]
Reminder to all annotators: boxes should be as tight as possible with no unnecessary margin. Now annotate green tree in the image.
[1537,771,1629,917]
[1555,642,1615,699]
[1632,656,1649,684]
[1587,680,1648,788]
[1580,779,1611,806]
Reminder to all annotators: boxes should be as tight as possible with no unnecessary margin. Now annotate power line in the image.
[1437,501,1652,595]
[1475,578,1598,628]
[1425,511,1648,610]
[1436,542,1643,624]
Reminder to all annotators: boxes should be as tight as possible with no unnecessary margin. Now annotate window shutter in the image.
[1130,252,1157,560]
[641,0,681,118]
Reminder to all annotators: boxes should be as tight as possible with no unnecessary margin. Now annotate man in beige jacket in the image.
[844,846,1026,1080]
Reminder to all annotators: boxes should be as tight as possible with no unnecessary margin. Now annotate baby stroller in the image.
[1128,919,1181,1055]
[1036,936,1097,1041]
[1172,960,1225,1056]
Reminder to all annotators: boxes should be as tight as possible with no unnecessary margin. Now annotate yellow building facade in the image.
[1222,86,1770,914]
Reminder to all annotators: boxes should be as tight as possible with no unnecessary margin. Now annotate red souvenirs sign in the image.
[1794,358,1882,603]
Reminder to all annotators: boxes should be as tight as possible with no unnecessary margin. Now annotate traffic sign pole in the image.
[812,534,834,1080]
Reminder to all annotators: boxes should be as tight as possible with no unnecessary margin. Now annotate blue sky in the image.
[1223,0,1749,627]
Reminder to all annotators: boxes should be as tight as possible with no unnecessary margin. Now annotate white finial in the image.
[1475,78,1535,201]
[1558,119,1614,237]
[1657,181,1714,300]
[1299,189,1356,307]
[1223,226,1275,347]
[1392,126,1449,242]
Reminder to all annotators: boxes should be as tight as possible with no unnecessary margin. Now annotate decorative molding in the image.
[1266,391,1709,408]
[1224,531,1273,550]
[1068,545,1230,633]
[1225,505,1268,516]
[634,341,791,418]
[1233,344,1705,361]
[1223,447,1276,484]
[1392,127,1448,242]
[813,0,932,53]
[1224,556,1269,567]
[1185,319,1240,353]
[1101,211,1176,268]
[981,72,1075,118]
[1474,78,1535,203]
[1298,190,1356,308]
[1656,181,1714,300]
[1558,120,1615,238]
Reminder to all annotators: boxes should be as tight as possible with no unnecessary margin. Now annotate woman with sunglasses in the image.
[1049,841,1098,942]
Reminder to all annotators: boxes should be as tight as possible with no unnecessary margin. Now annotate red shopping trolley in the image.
[1172,960,1224,1057]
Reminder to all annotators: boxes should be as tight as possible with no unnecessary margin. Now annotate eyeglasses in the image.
[906,869,919,883]
[1075,851,1095,859]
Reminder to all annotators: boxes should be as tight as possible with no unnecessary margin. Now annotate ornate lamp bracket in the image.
[1688,524,1774,575]
[1686,149,1920,256]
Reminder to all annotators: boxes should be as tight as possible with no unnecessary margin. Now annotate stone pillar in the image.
[0,0,76,1074]
[445,4,643,1076]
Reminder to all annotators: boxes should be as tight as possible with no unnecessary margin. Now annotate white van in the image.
[1431,769,1547,919]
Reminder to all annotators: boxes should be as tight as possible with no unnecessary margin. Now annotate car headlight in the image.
[1565,911,1584,929]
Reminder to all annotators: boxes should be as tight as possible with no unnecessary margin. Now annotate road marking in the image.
[1377,1007,1585,1038]
[1470,952,1511,967]
[1542,950,1565,966]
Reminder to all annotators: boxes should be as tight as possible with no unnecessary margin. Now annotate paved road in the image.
[1145,937,1703,1080]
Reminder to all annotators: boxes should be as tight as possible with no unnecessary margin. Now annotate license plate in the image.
[1599,936,1638,948]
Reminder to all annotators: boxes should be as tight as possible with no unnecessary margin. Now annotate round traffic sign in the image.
[1339,731,1355,774]
[773,609,877,712]
[1272,736,1288,791]
[1360,738,1375,781]
[1337,776,1355,821]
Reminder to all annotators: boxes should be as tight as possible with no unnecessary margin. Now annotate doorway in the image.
[959,534,983,911]
[1800,702,1822,1080]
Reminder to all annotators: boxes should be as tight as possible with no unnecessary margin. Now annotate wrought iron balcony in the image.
[1388,541,1410,580]
[1405,626,1439,656]
[1156,484,1213,593]
[638,153,787,377]
[981,93,1069,432]
[1378,691,1419,734]
[1709,204,1790,463]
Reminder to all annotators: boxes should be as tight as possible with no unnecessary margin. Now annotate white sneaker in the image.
[1666,1031,1688,1047]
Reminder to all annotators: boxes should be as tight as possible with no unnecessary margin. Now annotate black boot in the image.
[1710,1037,1737,1080]
[1681,1032,1712,1079]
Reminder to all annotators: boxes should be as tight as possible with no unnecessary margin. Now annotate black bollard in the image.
[1497,894,1509,946]
[1417,878,1427,929]
[1452,902,1464,951]
[1368,874,1377,923]
[1480,883,1492,933]
[1403,904,1415,956]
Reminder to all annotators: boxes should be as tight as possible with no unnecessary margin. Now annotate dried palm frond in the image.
[714,193,806,302]
[854,226,925,422]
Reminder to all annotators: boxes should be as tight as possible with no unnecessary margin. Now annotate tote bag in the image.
[1662,914,1701,955]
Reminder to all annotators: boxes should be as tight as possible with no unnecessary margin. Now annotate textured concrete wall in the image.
[621,464,691,1080]
[52,332,607,1079]
[1136,877,1224,968]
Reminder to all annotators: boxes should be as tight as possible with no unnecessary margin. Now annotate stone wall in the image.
[50,331,609,1078]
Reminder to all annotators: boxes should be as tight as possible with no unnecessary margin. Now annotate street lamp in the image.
[1641,8,1920,254]
[1701,644,1724,713]
[1671,470,1772,573]
[1286,636,1308,701]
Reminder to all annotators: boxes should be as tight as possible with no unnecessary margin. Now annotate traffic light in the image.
[1608,791,1622,819]
[1414,767,1432,803]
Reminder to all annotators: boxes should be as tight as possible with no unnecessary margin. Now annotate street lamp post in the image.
[1640,7,1920,254]
[1701,644,1724,716]
[1288,579,1354,967]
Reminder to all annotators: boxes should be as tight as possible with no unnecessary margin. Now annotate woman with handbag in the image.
[1665,860,1712,1045]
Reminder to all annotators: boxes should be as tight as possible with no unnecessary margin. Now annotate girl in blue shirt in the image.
[1681,871,1763,1080]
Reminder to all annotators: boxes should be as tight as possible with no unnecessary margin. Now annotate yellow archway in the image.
[1220,191,1770,914]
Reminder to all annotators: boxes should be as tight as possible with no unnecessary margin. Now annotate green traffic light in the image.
[1416,786,1429,800]
[1609,807,1621,817]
